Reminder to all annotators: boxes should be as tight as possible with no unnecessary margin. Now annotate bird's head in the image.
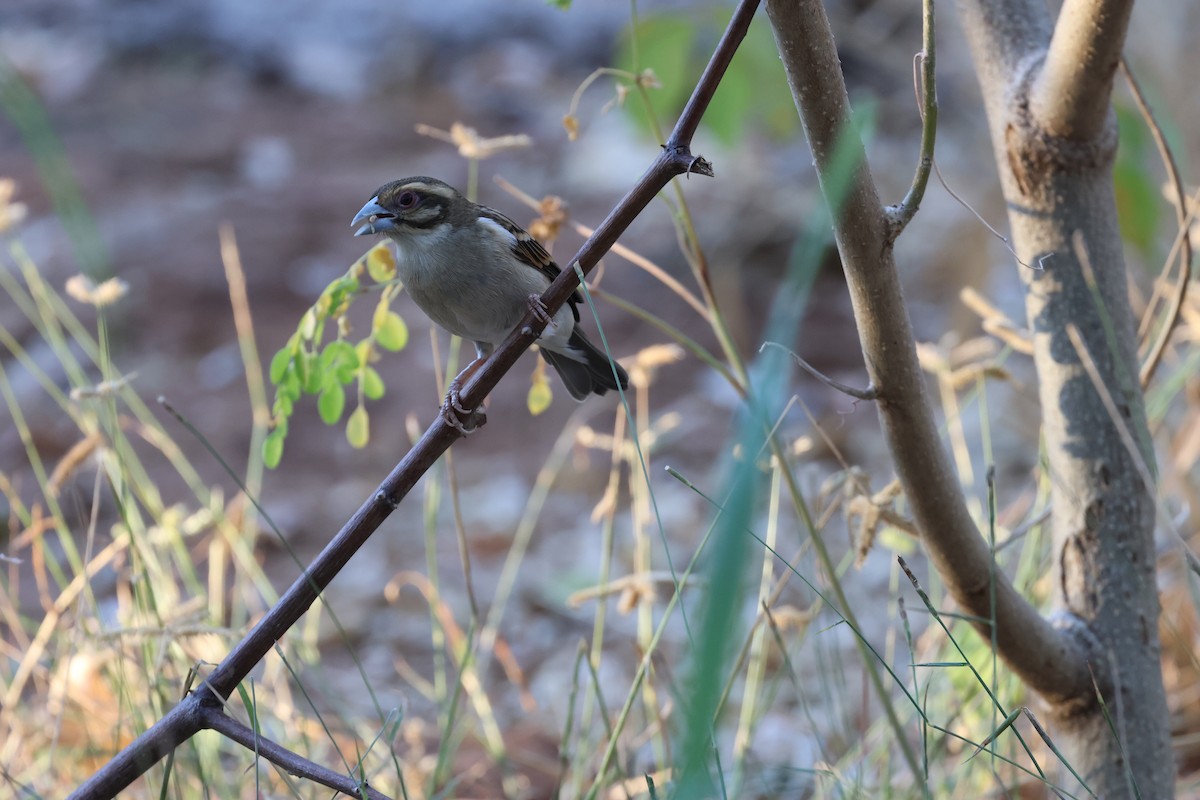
[351,177,466,239]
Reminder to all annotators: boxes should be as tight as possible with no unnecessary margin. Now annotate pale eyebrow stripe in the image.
[402,182,458,201]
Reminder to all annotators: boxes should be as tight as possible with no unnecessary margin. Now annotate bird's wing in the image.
[478,206,583,321]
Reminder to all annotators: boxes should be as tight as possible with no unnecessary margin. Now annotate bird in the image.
[351,177,629,431]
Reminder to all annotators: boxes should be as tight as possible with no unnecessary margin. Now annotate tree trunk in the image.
[955,0,1174,794]
[768,0,1176,793]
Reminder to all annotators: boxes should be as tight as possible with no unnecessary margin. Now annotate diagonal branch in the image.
[67,2,761,797]
[764,0,1090,702]
[198,706,392,800]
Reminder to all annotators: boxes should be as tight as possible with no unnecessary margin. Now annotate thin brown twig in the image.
[933,158,1037,270]
[197,705,391,800]
[1125,58,1195,387]
[759,341,878,401]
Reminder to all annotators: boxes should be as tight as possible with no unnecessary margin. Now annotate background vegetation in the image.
[2,0,1198,797]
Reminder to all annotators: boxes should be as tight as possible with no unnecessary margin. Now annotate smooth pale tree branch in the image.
[764,0,1090,702]
[68,2,761,797]
[1032,0,1133,139]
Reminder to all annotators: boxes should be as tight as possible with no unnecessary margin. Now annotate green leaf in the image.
[614,13,795,145]
[316,342,338,370]
[301,352,323,395]
[269,347,292,384]
[300,308,318,341]
[615,15,695,134]
[318,381,346,424]
[374,310,409,352]
[361,366,385,400]
[280,367,302,402]
[294,350,308,384]
[326,340,359,366]
[879,527,916,555]
[326,274,360,299]
[273,392,294,418]
[365,244,397,283]
[263,430,285,468]
[317,275,360,322]
[527,377,552,416]
[321,341,360,384]
[335,361,358,385]
[1113,105,1160,256]
[346,406,370,448]
[726,19,798,141]
[1114,160,1159,254]
[705,46,754,145]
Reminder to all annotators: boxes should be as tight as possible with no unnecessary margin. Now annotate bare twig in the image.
[759,341,878,401]
[68,2,760,797]
[1137,186,1200,385]
[885,0,937,235]
[197,706,391,800]
[1125,57,1195,387]
[933,159,1038,270]
[960,287,1035,354]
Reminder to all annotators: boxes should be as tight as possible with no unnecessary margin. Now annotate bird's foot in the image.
[525,294,555,332]
[442,363,486,434]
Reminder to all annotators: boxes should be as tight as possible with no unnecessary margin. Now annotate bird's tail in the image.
[542,329,629,401]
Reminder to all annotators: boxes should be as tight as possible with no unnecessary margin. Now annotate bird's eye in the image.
[397,190,419,209]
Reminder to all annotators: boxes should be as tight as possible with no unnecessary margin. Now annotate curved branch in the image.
[1125,58,1196,388]
[765,0,1089,701]
[760,342,877,401]
[1031,0,1133,139]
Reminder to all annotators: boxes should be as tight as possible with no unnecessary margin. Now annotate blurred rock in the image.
[3,0,626,102]
[239,135,294,189]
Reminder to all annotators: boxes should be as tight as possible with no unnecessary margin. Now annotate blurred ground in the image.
[3,0,1199,795]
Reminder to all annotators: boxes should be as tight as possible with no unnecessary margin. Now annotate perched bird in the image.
[352,177,629,430]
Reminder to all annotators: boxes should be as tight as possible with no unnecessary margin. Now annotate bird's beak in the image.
[351,197,396,236]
